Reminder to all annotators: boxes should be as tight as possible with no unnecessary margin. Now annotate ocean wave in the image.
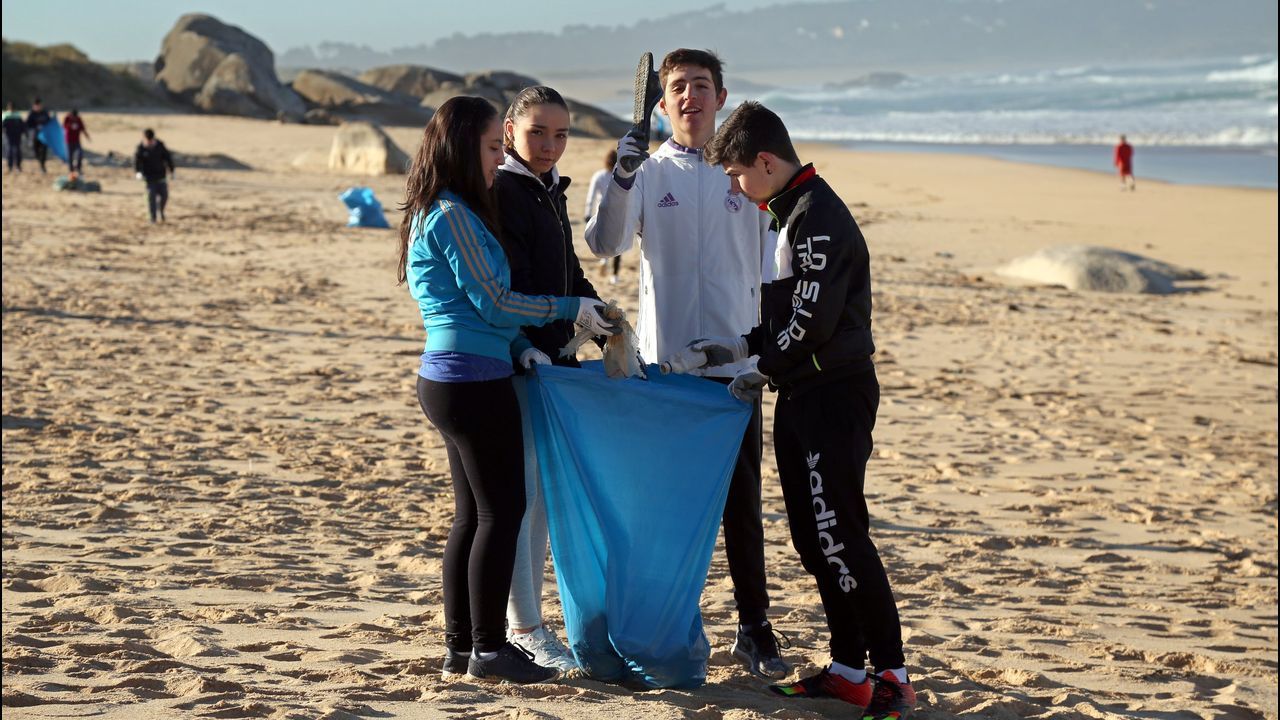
[1207,59,1278,83]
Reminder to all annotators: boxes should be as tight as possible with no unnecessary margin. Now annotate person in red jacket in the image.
[1113,135,1135,191]
[63,109,90,174]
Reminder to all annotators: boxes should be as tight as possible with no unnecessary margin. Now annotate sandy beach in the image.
[3,112,1276,720]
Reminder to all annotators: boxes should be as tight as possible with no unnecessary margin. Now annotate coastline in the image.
[838,141,1280,190]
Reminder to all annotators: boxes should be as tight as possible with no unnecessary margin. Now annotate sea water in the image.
[604,55,1277,189]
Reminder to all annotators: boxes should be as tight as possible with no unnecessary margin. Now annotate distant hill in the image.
[278,0,1278,77]
[1,39,170,109]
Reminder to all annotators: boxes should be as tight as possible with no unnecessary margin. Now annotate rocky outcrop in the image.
[358,65,463,99]
[328,122,409,175]
[154,13,305,120]
[2,40,170,109]
[292,69,403,107]
[464,70,540,94]
[566,98,631,139]
[413,71,629,139]
[291,69,432,127]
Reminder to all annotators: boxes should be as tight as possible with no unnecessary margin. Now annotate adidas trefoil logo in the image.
[806,452,820,470]
[657,192,679,208]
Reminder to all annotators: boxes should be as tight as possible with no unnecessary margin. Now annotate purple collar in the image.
[665,138,702,155]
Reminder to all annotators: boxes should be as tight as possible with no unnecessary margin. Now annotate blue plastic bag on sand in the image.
[526,361,750,688]
[339,186,390,228]
[38,117,68,162]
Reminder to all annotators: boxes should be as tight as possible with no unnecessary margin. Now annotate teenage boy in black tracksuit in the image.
[662,101,916,720]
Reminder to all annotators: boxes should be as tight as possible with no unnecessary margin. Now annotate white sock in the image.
[881,667,909,684]
[475,650,499,661]
[829,661,867,683]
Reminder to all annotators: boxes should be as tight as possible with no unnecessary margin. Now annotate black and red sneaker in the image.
[862,670,917,720]
[768,667,872,706]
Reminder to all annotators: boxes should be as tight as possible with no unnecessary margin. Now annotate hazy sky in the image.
[2,0,792,62]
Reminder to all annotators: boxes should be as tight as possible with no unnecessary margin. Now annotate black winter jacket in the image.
[494,162,600,366]
[134,140,174,182]
[745,165,875,390]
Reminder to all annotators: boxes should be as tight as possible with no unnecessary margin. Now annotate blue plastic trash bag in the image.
[526,361,750,688]
[339,186,390,228]
[38,117,68,162]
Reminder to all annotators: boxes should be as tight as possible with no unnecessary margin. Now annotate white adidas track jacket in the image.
[585,139,775,378]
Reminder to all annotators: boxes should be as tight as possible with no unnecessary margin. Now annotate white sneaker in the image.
[509,625,578,673]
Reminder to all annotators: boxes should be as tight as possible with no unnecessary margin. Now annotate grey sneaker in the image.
[467,642,559,684]
[732,620,793,679]
[509,625,578,673]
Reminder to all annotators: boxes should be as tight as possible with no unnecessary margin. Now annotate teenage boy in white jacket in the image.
[585,48,788,679]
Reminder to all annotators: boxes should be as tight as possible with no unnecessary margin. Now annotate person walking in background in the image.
[134,129,174,223]
[584,148,621,284]
[492,85,600,674]
[1114,134,1135,191]
[3,102,26,172]
[397,95,616,684]
[26,98,51,173]
[63,109,90,174]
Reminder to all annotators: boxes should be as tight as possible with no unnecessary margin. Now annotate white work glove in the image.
[575,298,618,337]
[519,347,551,369]
[135,172,144,180]
[689,336,749,367]
[728,370,768,403]
[614,128,649,180]
[659,345,708,375]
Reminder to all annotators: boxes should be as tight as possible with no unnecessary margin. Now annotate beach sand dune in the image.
[3,114,1276,719]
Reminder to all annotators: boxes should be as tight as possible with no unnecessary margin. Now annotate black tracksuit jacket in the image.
[745,165,876,391]
[494,164,600,367]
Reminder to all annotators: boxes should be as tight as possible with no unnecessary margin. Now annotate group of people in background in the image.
[3,96,175,223]
[3,98,88,174]
[397,47,916,720]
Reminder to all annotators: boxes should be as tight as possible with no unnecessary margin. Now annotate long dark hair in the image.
[397,96,502,285]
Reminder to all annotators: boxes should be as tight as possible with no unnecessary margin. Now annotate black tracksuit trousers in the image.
[418,376,526,654]
[711,379,770,626]
[773,368,905,670]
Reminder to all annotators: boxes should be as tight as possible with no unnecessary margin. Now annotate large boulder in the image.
[292,69,403,107]
[465,70,540,94]
[419,80,507,112]
[328,122,409,175]
[996,245,1206,294]
[566,98,631,139]
[358,65,463,99]
[405,68,626,139]
[154,13,305,120]
[292,69,432,127]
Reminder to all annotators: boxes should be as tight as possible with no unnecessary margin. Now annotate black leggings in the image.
[774,369,904,670]
[418,375,526,653]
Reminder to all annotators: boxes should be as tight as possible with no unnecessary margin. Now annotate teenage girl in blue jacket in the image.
[396,96,615,684]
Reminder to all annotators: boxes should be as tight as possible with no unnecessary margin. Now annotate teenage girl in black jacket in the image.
[492,85,599,673]
[495,86,602,369]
